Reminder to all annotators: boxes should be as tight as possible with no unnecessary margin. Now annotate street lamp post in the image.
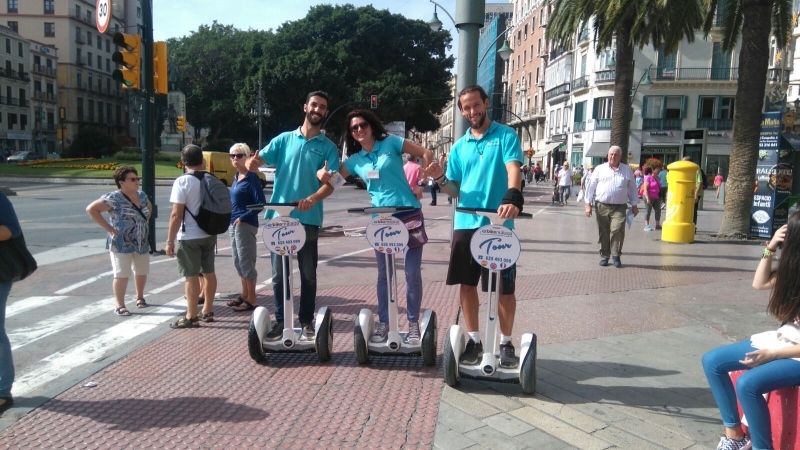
[250,80,271,151]
[59,106,65,154]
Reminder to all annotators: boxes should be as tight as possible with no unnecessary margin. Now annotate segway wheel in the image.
[421,311,437,367]
[354,323,370,365]
[442,332,460,387]
[520,334,537,395]
[315,308,334,362]
[247,314,266,363]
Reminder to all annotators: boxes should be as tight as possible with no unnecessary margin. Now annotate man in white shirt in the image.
[557,161,573,205]
[165,145,217,328]
[583,146,639,268]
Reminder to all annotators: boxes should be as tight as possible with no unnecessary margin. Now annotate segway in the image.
[245,203,333,363]
[347,207,437,366]
[443,207,537,394]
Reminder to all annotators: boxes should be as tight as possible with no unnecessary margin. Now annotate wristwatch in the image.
[440,177,449,187]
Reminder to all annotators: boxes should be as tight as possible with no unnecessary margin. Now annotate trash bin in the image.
[662,161,699,243]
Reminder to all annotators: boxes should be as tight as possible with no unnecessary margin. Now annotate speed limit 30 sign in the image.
[96,0,110,33]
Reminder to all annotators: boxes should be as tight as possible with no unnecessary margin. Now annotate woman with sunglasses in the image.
[329,109,433,343]
[86,166,152,316]
[702,211,800,450]
[226,143,267,313]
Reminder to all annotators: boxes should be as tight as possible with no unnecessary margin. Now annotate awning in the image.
[533,142,561,158]
[586,142,609,157]
[781,133,800,150]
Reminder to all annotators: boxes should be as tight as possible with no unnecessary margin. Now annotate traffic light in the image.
[176,116,186,132]
[153,41,168,95]
[370,95,378,109]
[527,148,533,159]
[111,33,141,89]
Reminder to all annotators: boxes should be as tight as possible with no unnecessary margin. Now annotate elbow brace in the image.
[502,188,524,213]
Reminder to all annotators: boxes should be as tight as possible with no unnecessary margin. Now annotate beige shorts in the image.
[110,251,150,278]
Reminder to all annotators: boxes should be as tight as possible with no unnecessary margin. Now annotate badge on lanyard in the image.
[367,170,380,179]
[366,148,380,179]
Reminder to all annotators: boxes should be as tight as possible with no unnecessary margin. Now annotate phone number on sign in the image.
[476,255,512,264]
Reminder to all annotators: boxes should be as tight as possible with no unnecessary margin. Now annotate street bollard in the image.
[662,161,699,243]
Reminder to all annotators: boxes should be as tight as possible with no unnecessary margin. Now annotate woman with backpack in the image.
[86,166,152,316]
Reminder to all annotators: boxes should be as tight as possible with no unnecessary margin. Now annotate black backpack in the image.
[182,171,232,235]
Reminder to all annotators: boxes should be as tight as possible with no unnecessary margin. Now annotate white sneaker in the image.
[716,436,752,450]
[371,322,388,342]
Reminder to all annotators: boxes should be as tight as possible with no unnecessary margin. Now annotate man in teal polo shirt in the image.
[427,85,524,369]
[246,91,340,341]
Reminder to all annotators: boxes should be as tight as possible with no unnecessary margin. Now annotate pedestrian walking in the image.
[246,91,340,341]
[715,172,724,198]
[426,85,524,369]
[225,143,266,313]
[404,155,426,200]
[440,154,453,204]
[165,145,219,328]
[701,214,800,450]
[583,145,639,268]
[320,109,433,343]
[86,166,152,316]
[578,165,594,203]
[0,191,23,415]
[556,161,572,205]
[428,176,438,205]
[659,164,668,210]
[642,166,662,231]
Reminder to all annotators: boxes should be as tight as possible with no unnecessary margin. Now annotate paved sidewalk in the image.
[0,182,771,449]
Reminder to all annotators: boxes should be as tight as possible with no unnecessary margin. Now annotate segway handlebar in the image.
[347,206,415,214]
[456,207,532,219]
[246,202,297,211]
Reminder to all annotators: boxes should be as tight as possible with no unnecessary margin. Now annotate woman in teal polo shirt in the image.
[337,109,433,343]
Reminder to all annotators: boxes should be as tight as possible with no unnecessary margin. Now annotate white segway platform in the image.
[349,207,437,366]
[442,207,537,394]
[245,203,333,363]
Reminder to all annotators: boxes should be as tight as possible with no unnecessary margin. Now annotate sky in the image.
[153,0,462,58]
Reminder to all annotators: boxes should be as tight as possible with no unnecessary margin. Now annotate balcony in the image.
[768,69,791,83]
[76,57,85,66]
[18,71,29,82]
[595,70,616,84]
[571,76,589,91]
[529,108,546,118]
[75,34,86,45]
[33,65,57,77]
[73,12,94,27]
[7,98,19,107]
[649,67,739,81]
[595,119,612,130]
[642,118,683,130]
[545,83,570,102]
[697,118,734,130]
[573,121,586,132]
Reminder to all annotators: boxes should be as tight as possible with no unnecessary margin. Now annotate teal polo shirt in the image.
[259,127,341,226]
[447,121,523,230]
[343,135,422,210]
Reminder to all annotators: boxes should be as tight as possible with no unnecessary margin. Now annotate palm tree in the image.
[547,0,704,163]
[704,0,792,237]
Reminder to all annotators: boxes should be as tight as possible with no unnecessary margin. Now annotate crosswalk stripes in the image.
[5,296,69,318]
[9,297,117,351]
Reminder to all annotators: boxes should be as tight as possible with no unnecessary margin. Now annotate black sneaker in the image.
[265,322,283,341]
[499,342,520,369]
[460,339,483,365]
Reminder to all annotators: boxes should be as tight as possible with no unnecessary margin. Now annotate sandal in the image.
[198,311,215,322]
[232,301,256,312]
[115,306,131,316]
[226,296,245,307]
[170,317,197,329]
[136,298,147,308]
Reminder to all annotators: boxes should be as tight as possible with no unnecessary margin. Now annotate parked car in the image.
[202,151,267,188]
[7,151,32,164]
[258,165,276,184]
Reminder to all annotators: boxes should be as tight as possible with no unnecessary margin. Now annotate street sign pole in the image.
[141,0,158,253]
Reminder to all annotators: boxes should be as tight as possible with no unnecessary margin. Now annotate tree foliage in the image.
[166,5,454,148]
[66,127,117,158]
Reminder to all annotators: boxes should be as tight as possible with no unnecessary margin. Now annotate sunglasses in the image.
[229,154,246,159]
[126,177,139,182]
[350,122,370,132]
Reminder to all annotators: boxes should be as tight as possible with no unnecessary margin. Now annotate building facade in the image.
[0,25,32,154]
[2,0,143,152]
[29,38,58,156]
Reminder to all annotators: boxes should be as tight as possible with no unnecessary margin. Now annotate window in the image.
[4,38,9,54]
[643,95,685,119]
[76,26,82,41]
[524,24,528,40]
[598,48,616,70]
[88,52,92,67]
[720,97,735,119]
[46,83,53,96]
[98,75,102,92]
[47,111,54,127]
[574,100,586,124]
[7,0,17,13]
[535,67,540,84]
[699,97,716,119]
[97,55,101,68]
[116,105,121,126]
[517,31,521,46]
[107,104,112,125]
[529,44,533,61]
[580,54,587,77]
[77,97,83,121]
[87,32,92,46]
[75,5,80,16]
[20,114,26,131]
[523,50,526,66]
[593,97,614,119]
[76,48,82,64]
[549,110,555,133]
[34,80,42,93]
[106,78,111,94]
[46,58,52,68]
[556,108,562,131]
[97,35,101,50]
[106,58,110,72]
[7,21,16,32]
[537,39,541,55]
[76,69,82,88]
[563,108,570,130]
[664,96,683,119]
[8,113,16,130]
[17,41,22,57]
[137,6,141,18]
[88,99,94,122]
[98,101,104,123]
[645,96,663,118]
[106,39,110,53]
[44,0,54,14]
[88,73,93,91]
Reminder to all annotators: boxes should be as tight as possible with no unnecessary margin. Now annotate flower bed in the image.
[18,158,93,166]
[31,162,118,170]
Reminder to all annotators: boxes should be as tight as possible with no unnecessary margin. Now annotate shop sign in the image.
[708,132,729,138]
[7,133,31,140]
[649,131,675,137]
[551,134,567,142]
[642,146,679,154]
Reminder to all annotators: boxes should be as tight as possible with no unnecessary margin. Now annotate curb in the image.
[0,175,177,187]
[0,186,16,196]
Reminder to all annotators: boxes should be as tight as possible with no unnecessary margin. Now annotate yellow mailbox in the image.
[662,161,699,243]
